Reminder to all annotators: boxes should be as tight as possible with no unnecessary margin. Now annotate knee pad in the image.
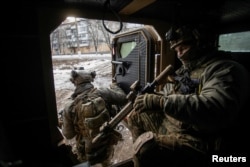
[133,131,156,156]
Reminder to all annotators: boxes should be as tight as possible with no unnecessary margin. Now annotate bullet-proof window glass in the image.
[120,41,137,58]
[219,31,250,52]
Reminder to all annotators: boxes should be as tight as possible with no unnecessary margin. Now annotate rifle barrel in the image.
[92,64,174,144]
[109,101,133,128]
[155,64,174,85]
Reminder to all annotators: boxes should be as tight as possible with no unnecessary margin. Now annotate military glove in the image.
[133,93,164,112]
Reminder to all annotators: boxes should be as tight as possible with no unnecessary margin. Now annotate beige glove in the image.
[133,93,164,112]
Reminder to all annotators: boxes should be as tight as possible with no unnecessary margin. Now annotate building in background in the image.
[50,17,143,55]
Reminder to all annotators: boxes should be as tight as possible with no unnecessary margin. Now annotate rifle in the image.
[92,64,174,144]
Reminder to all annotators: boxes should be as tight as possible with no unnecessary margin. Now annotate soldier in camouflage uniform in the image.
[128,24,249,167]
[61,69,127,166]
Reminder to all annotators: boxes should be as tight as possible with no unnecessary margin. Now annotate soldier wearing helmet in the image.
[128,24,249,167]
[165,24,218,66]
[60,69,127,166]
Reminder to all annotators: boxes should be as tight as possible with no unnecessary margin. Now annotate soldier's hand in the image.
[133,93,164,112]
[133,94,146,112]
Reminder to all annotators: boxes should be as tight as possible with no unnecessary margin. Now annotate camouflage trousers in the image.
[127,109,166,141]
[127,110,209,167]
[127,110,217,153]
[127,109,187,152]
[72,135,116,166]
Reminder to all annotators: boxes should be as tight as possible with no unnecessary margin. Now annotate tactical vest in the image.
[173,66,205,95]
[70,88,110,162]
[164,57,228,153]
[174,56,222,95]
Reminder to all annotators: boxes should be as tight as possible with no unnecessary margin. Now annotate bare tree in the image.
[57,27,67,54]
[50,18,144,55]
[87,20,125,53]
[99,21,142,51]
[87,20,100,54]
[99,21,115,51]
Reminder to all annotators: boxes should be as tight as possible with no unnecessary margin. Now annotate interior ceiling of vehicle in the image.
[59,0,250,33]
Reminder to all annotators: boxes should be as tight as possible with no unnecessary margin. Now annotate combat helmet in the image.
[165,24,218,49]
[70,70,96,86]
[165,25,200,49]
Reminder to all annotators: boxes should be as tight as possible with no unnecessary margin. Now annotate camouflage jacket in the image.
[62,83,127,140]
[160,51,249,152]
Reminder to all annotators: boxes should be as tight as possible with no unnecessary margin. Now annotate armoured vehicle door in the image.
[111,26,161,94]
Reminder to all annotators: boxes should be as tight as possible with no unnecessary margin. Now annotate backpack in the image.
[73,88,110,138]
[69,88,113,163]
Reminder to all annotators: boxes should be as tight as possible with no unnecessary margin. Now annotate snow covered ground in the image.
[52,54,133,165]
[52,54,112,89]
[53,54,113,111]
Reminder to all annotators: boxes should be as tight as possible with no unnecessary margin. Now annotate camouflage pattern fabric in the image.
[128,109,164,141]
[128,51,249,162]
[62,76,127,166]
[63,88,120,165]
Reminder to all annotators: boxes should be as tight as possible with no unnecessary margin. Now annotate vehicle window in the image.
[50,17,143,111]
[218,31,250,52]
[120,41,137,58]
